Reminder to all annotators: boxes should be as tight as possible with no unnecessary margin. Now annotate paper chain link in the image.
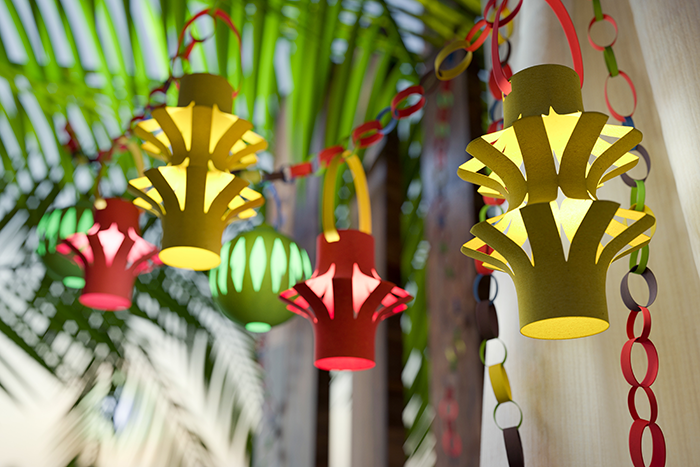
[264,85,425,182]
[589,2,666,465]
[473,274,524,466]
[589,0,639,121]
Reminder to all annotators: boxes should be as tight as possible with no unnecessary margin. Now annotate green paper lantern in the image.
[210,225,313,332]
[36,205,94,288]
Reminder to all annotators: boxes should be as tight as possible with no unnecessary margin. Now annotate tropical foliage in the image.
[0,0,480,465]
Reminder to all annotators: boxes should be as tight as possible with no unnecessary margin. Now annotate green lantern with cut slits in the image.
[36,205,94,288]
[209,224,313,332]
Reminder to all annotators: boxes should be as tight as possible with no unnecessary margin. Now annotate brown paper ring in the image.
[503,427,525,467]
[476,300,500,340]
[621,144,651,187]
[620,267,657,310]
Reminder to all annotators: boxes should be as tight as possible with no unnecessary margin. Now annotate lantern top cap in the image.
[503,64,583,128]
[178,73,234,113]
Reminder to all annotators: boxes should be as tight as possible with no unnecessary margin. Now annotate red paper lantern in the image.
[58,198,161,311]
[279,152,413,371]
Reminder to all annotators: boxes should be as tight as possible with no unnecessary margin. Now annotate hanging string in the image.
[588,1,665,465]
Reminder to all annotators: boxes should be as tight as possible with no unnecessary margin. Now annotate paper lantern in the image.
[36,205,94,288]
[209,224,313,332]
[459,65,655,339]
[280,153,413,371]
[128,73,265,271]
[60,198,161,311]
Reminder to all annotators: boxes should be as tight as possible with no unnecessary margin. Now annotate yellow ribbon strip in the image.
[322,151,372,243]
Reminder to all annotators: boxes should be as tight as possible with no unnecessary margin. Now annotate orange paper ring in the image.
[629,420,666,467]
[621,338,659,388]
[605,70,637,121]
[628,386,659,423]
[465,19,492,52]
[626,306,652,341]
[391,85,425,119]
[483,0,523,27]
[352,120,384,148]
[587,14,618,51]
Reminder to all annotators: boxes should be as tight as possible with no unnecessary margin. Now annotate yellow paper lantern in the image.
[459,65,656,339]
[128,73,265,271]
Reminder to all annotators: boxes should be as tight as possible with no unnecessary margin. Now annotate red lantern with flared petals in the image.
[279,152,413,371]
[58,198,161,311]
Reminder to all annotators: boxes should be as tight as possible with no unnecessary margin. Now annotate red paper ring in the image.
[465,19,493,52]
[605,70,637,121]
[475,244,495,275]
[441,430,463,457]
[503,427,525,467]
[626,306,652,341]
[391,85,426,119]
[587,14,618,51]
[621,338,659,388]
[628,386,659,423]
[318,145,345,167]
[621,144,651,187]
[484,196,506,205]
[475,300,500,340]
[438,397,459,421]
[620,267,658,310]
[352,120,384,148]
[483,0,524,28]
[487,120,504,134]
[492,0,583,95]
[629,420,666,467]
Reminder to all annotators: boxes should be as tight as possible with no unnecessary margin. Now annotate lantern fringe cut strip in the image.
[459,65,656,339]
[280,152,413,371]
[210,224,314,333]
[58,198,161,311]
[128,73,265,271]
[37,204,94,289]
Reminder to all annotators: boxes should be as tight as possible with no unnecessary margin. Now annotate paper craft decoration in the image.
[459,65,656,339]
[37,205,94,288]
[128,73,265,271]
[279,152,413,371]
[209,224,313,332]
[60,198,161,311]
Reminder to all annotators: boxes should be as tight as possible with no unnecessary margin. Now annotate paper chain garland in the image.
[475,7,524,461]
[588,1,666,464]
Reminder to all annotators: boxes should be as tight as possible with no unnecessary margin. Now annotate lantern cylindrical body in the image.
[280,230,413,371]
[210,225,313,332]
[37,205,94,288]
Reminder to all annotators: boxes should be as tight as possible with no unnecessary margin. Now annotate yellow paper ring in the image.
[322,151,372,243]
[434,40,473,81]
[489,363,512,404]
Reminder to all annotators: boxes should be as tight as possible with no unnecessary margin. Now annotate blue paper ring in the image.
[473,274,499,303]
[376,107,398,135]
[489,100,502,123]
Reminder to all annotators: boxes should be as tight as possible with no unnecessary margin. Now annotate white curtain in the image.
[479,0,700,465]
